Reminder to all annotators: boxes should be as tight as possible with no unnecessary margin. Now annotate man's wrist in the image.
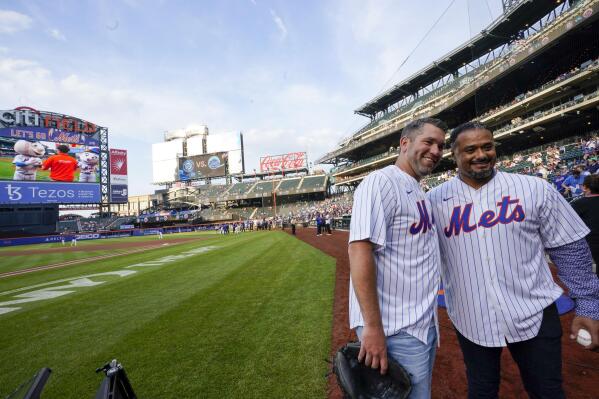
[575,298,599,320]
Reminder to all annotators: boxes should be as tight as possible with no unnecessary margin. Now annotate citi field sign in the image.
[0,107,98,134]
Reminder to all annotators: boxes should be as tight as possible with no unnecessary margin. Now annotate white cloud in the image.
[48,28,66,41]
[269,9,287,41]
[0,55,230,194]
[0,10,32,34]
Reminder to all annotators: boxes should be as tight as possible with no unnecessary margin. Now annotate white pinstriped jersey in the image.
[427,171,590,347]
[349,165,440,344]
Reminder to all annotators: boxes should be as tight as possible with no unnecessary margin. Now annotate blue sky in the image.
[0,0,502,195]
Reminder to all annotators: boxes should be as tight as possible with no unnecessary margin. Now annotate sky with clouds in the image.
[0,0,502,195]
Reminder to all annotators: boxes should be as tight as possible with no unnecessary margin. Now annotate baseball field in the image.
[0,231,335,398]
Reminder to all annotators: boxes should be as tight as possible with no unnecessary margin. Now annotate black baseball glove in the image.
[333,342,412,399]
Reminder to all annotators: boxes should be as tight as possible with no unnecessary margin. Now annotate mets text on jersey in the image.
[443,196,525,237]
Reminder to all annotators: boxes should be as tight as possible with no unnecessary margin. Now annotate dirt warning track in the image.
[289,227,598,399]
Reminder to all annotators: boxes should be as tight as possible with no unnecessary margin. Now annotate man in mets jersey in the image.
[427,121,599,398]
[348,118,447,398]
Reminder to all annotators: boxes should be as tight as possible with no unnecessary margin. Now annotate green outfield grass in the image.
[0,231,335,398]
[0,232,219,275]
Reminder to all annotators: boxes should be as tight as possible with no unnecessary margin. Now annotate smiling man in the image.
[427,121,599,398]
[348,118,446,399]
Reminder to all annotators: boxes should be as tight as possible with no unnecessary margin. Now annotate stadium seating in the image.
[276,178,301,193]
[226,182,255,197]
[56,219,80,232]
[249,180,277,196]
[299,175,327,192]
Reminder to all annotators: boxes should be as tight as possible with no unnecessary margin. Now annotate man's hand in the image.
[570,316,599,352]
[358,324,388,374]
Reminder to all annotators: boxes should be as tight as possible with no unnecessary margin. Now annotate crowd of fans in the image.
[56,133,598,233]
[421,134,599,198]
[476,57,598,122]
[279,194,353,223]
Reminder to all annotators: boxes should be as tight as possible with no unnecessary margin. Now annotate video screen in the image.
[0,126,102,204]
[0,133,100,183]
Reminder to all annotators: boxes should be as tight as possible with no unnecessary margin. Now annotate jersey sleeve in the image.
[349,172,394,248]
[539,180,590,248]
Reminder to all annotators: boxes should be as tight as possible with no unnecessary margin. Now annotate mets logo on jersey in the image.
[410,200,433,235]
[443,196,526,238]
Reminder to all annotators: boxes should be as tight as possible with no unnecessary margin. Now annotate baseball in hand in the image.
[576,329,592,347]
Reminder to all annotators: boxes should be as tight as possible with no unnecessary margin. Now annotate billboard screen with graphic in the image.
[0,181,101,204]
[259,152,307,173]
[0,108,102,204]
[177,152,228,181]
[110,149,128,203]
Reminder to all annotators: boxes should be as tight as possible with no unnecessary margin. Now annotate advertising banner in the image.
[0,127,99,146]
[0,181,101,204]
[110,184,128,203]
[109,149,128,203]
[177,152,228,180]
[259,152,307,173]
[110,149,128,179]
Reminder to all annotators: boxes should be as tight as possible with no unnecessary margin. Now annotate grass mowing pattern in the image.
[0,231,334,398]
[0,250,115,274]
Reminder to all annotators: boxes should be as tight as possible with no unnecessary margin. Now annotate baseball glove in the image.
[333,342,412,399]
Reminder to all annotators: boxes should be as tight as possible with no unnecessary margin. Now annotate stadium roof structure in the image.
[354,0,562,117]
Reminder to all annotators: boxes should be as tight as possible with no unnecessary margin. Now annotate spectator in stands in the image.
[571,175,599,277]
[563,166,586,198]
[553,167,568,196]
[41,144,78,182]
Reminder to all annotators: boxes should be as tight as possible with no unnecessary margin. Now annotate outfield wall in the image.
[0,224,218,247]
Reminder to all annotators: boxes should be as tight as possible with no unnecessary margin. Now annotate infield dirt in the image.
[290,226,599,399]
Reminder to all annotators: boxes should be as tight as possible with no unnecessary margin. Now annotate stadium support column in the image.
[272,177,277,218]
[240,132,246,175]
[99,126,111,216]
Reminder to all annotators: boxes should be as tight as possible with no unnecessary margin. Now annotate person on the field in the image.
[41,144,78,182]
[316,214,323,236]
[324,213,332,235]
[427,121,599,399]
[349,118,447,399]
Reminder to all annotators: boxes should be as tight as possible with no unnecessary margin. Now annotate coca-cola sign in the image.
[260,152,307,172]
